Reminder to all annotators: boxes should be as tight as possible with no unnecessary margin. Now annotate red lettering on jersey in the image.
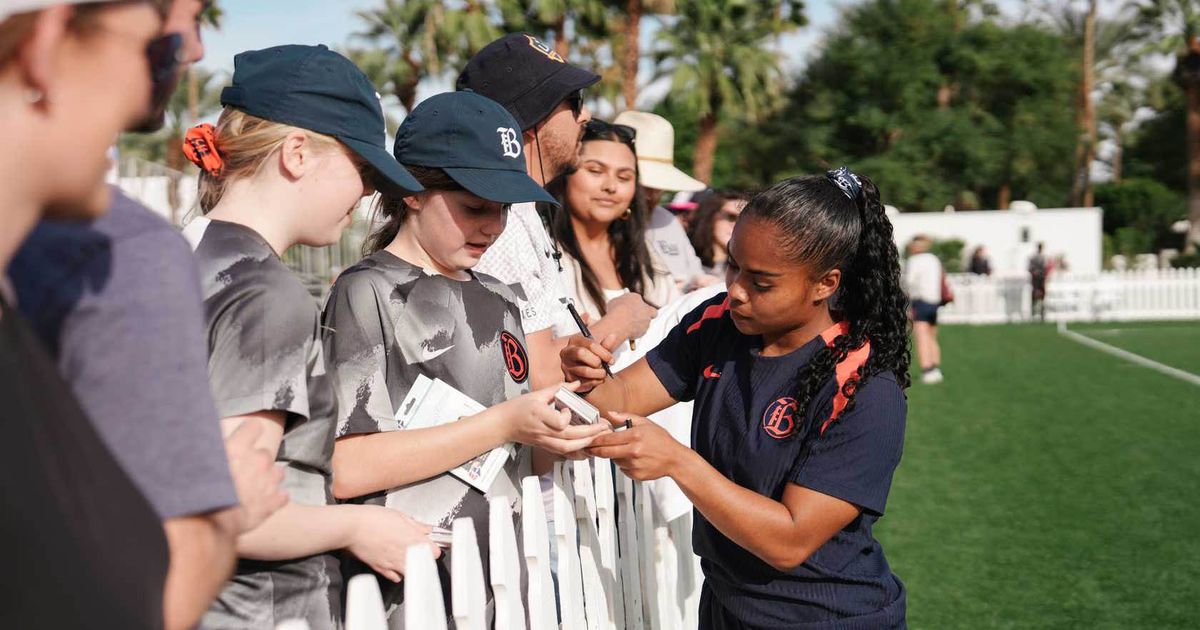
[702,364,722,380]
[500,331,529,383]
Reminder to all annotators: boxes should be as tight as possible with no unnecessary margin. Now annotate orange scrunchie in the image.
[182,123,223,176]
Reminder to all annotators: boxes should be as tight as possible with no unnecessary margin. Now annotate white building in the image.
[888,205,1104,274]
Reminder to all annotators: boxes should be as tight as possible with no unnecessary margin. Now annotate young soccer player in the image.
[563,169,911,629]
[323,90,608,626]
[181,45,436,630]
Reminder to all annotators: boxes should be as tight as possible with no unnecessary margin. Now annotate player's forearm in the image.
[331,412,510,499]
[162,512,239,630]
[235,503,361,560]
[528,328,566,390]
[671,449,812,571]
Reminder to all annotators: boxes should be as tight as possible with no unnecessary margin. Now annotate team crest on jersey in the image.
[525,34,564,63]
[762,397,798,440]
[500,331,529,383]
[497,127,522,159]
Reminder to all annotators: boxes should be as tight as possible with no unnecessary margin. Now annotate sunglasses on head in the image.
[584,119,636,147]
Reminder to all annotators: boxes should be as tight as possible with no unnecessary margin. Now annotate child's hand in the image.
[585,412,687,481]
[559,334,619,392]
[498,382,609,455]
[345,505,440,583]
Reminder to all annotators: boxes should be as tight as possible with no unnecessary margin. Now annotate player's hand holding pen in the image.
[560,333,621,394]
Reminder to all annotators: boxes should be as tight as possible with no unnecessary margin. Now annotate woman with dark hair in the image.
[688,190,752,276]
[549,119,679,355]
[563,168,911,628]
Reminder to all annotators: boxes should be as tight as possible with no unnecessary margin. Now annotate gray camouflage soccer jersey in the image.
[185,218,342,630]
[322,249,532,627]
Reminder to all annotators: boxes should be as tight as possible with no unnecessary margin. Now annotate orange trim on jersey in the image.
[686,298,731,334]
[818,320,871,435]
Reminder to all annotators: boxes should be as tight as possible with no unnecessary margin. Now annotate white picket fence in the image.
[939,268,1200,324]
[281,460,702,630]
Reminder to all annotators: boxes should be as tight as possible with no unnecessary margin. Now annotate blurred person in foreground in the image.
[904,235,944,384]
[0,1,182,626]
[613,110,718,291]
[689,189,752,277]
[548,118,679,360]
[458,33,658,390]
[8,2,288,628]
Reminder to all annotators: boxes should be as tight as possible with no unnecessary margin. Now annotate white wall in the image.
[890,207,1104,274]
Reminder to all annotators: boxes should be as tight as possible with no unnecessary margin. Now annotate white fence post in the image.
[572,460,611,630]
[489,497,526,630]
[615,469,646,630]
[451,518,487,630]
[344,574,388,630]
[521,476,557,630]
[404,543,448,630]
[554,462,587,629]
[594,459,624,627]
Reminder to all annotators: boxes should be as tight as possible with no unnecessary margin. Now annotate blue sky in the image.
[198,0,845,109]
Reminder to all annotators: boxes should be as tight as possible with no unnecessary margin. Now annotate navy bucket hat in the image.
[393,91,557,206]
[220,44,422,194]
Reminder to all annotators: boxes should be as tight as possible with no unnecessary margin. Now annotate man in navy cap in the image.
[458,33,658,390]
[8,4,288,629]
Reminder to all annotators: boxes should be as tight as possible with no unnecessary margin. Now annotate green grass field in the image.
[876,323,1200,629]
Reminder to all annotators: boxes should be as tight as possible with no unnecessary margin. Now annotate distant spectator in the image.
[905,236,945,384]
[665,190,703,230]
[968,245,992,276]
[689,190,752,276]
[1029,243,1048,321]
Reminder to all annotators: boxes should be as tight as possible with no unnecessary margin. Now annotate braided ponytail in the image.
[741,172,910,440]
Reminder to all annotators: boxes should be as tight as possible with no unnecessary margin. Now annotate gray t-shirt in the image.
[645,204,704,284]
[323,250,531,627]
[9,190,237,520]
[185,217,341,630]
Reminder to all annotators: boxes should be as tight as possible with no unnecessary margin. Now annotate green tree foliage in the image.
[656,0,1079,211]
[654,0,805,184]
[1093,177,1186,249]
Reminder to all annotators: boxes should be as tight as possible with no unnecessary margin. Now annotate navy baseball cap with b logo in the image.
[220,44,422,194]
[393,91,557,206]
[456,33,600,131]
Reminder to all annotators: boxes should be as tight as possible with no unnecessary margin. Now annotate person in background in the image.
[905,235,944,384]
[459,33,658,389]
[613,110,718,291]
[1029,242,1048,321]
[548,119,680,358]
[9,2,288,627]
[968,245,992,276]
[1,1,175,626]
[665,190,703,230]
[182,45,435,630]
[688,189,752,277]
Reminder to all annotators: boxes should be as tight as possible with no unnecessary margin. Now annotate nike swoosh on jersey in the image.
[419,345,455,362]
[703,364,721,379]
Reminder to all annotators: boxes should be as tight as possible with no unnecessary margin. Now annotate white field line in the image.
[1057,321,1200,388]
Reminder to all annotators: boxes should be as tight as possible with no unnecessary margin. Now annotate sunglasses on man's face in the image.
[567,90,585,119]
[584,119,637,147]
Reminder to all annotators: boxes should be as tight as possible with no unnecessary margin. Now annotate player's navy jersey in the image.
[186,217,341,630]
[322,249,531,628]
[646,293,907,629]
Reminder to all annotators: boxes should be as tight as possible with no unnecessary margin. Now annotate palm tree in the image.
[353,0,498,113]
[654,0,805,184]
[615,0,674,110]
[1129,0,1200,251]
[498,0,611,58]
[1098,79,1144,182]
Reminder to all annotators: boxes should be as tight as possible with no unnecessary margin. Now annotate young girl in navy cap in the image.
[323,90,608,627]
[181,45,435,630]
[563,169,911,629]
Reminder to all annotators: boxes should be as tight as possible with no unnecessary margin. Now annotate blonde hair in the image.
[198,107,347,213]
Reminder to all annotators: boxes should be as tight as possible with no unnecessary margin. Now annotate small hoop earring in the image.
[621,207,632,220]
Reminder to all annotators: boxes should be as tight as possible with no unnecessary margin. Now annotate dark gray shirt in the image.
[323,250,531,626]
[185,216,341,630]
[8,190,237,519]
